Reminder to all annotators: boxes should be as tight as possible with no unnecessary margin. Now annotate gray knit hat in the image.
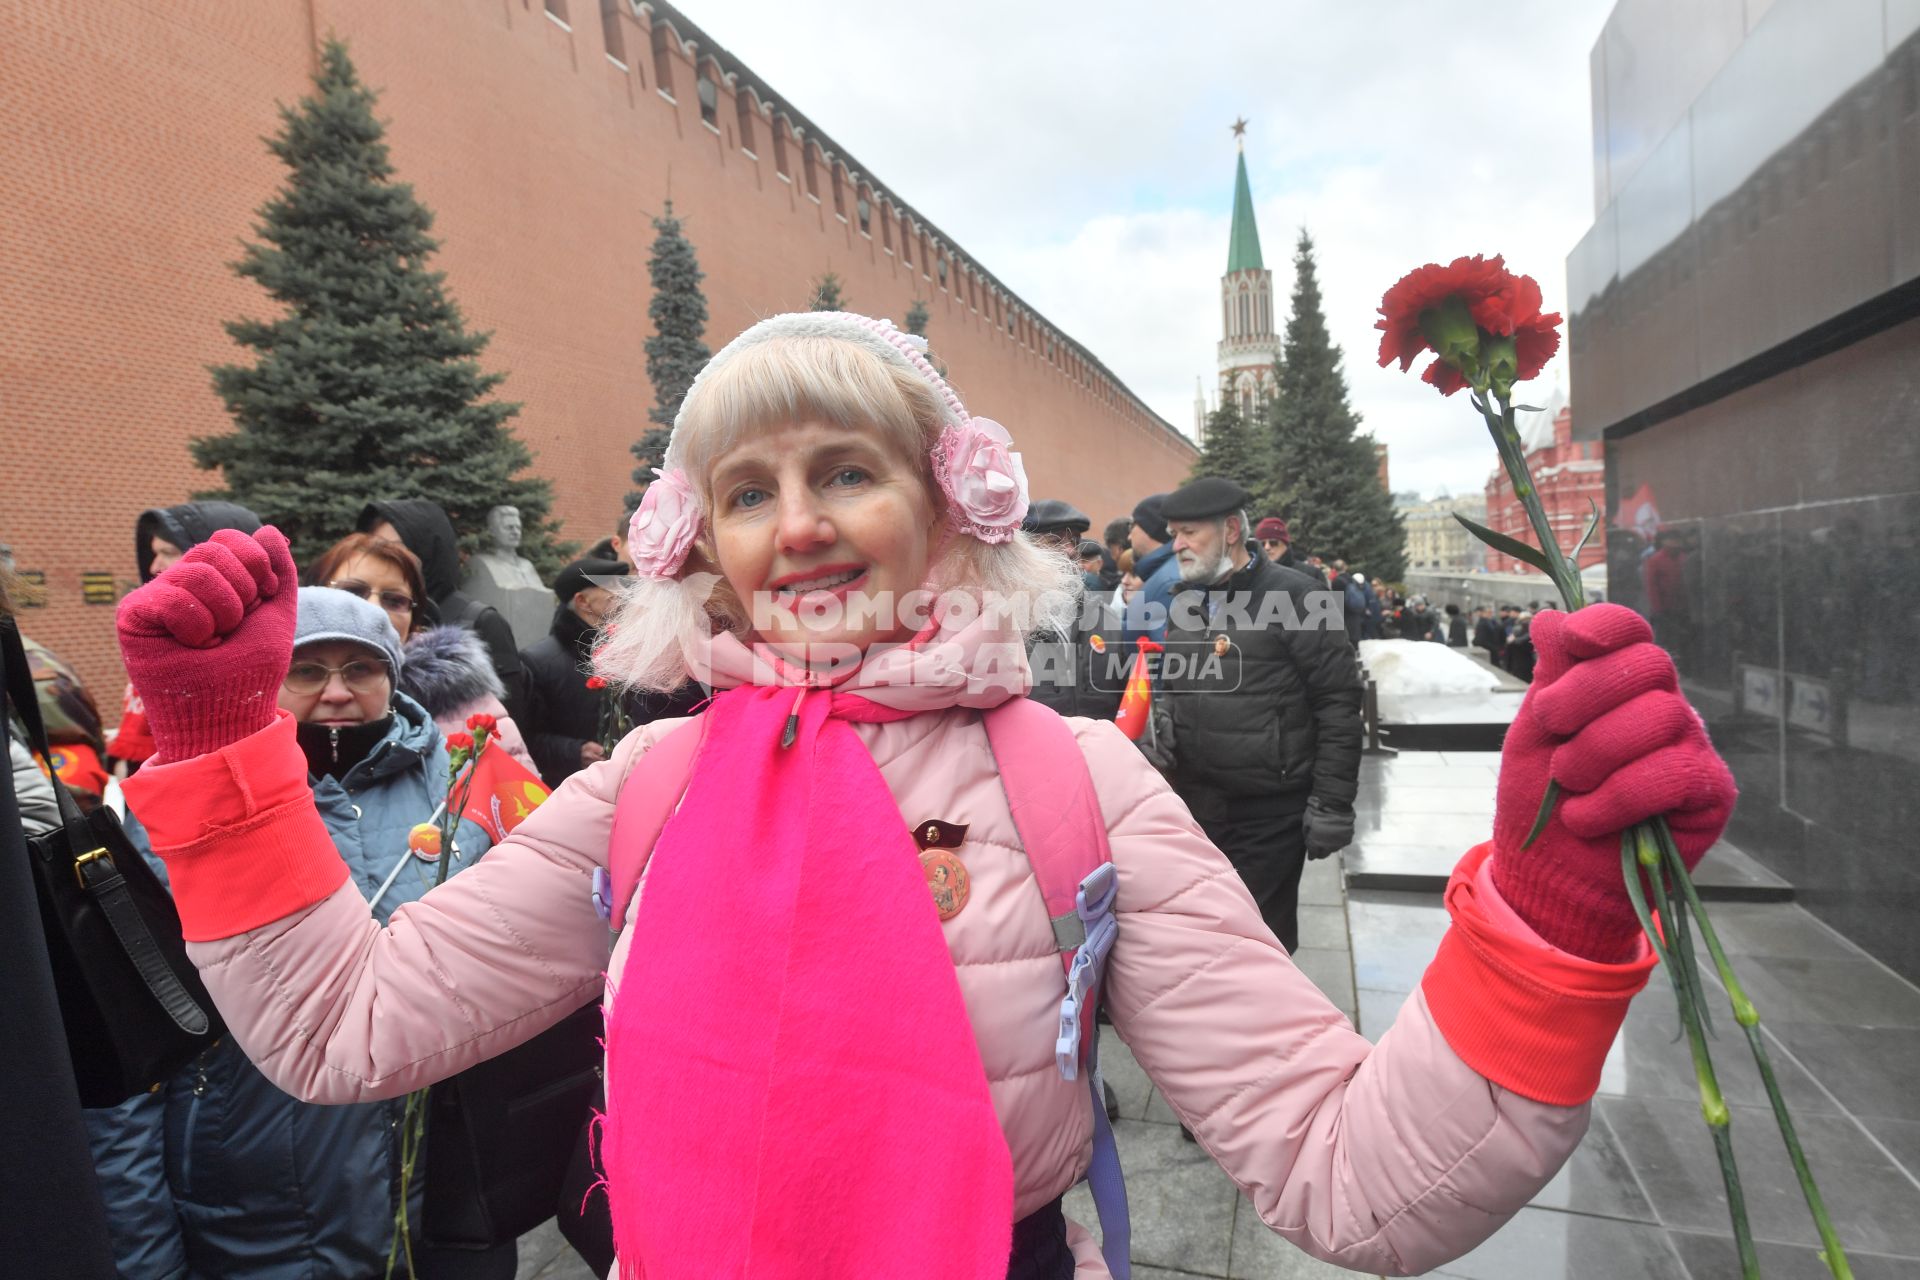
[294,586,405,676]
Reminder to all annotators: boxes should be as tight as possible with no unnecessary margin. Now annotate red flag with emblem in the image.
[455,745,551,842]
[1114,636,1164,741]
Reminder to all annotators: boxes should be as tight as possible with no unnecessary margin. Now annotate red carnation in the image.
[446,731,474,753]
[1376,254,1561,397]
[465,712,497,734]
[585,675,608,690]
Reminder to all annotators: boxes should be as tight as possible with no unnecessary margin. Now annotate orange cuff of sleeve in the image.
[122,712,349,943]
[1420,843,1657,1107]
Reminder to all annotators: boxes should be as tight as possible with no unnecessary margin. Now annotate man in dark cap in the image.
[1122,494,1183,643]
[1023,501,1122,721]
[518,557,628,782]
[1021,499,1092,549]
[1149,476,1363,952]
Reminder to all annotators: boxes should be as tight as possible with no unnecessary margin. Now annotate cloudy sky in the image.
[685,0,1612,500]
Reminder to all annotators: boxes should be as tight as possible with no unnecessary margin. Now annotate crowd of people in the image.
[2,309,1740,1280]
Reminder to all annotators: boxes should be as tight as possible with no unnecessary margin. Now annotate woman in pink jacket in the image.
[115,312,1735,1280]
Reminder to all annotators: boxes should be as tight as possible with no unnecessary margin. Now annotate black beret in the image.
[1022,498,1091,536]
[554,556,627,603]
[1131,494,1170,544]
[1161,476,1253,522]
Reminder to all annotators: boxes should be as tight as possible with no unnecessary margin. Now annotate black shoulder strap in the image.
[4,620,211,1036]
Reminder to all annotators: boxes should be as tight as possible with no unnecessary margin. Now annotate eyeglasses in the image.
[284,659,391,695]
[327,579,416,615]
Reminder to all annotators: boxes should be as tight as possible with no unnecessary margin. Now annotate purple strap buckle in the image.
[591,866,614,926]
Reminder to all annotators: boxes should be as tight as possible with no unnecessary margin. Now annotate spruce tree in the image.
[196,39,566,572]
[904,298,929,337]
[632,200,710,505]
[1263,230,1406,579]
[809,271,847,311]
[1190,394,1261,492]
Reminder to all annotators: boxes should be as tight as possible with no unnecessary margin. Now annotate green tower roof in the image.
[1226,150,1264,275]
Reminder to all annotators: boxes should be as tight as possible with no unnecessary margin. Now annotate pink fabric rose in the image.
[627,467,701,578]
[934,417,1029,543]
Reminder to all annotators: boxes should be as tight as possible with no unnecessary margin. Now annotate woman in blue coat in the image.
[86,589,498,1278]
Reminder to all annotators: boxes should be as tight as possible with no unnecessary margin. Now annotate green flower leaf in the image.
[1454,512,1553,574]
[1571,498,1603,561]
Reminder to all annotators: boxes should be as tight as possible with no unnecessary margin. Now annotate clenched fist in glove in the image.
[1490,604,1736,963]
[116,527,300,763]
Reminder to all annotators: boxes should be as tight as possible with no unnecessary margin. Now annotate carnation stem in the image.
[1654,824,1854,1277]
[1634,830,1759,1278]
[1476,393,1585,608]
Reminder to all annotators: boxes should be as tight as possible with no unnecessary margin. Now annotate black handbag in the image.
[421,997,607,1251]
[4,619,223,1107]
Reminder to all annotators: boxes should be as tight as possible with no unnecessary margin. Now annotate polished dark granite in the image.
[1607,453,1920,978]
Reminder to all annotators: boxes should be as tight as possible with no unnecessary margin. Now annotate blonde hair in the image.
[596,317,1080,693]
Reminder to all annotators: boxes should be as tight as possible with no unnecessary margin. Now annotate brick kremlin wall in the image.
[0,0,1196,701]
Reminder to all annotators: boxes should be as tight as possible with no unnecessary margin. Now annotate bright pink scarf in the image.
[601,624,1022,1278]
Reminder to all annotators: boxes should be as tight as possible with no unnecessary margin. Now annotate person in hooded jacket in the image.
[357,499,526,719]
[84,588,499,1280]
[111,501,262,768]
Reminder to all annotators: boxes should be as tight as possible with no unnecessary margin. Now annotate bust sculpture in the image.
[474,506,545,589]
[462,505,551,646]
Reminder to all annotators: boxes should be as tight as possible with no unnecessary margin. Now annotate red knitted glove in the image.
[115,527,300,763]
[1490,604,1737,963]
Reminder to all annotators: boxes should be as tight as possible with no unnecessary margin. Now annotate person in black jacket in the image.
[2,605,118,1279]
[357,499,526,717]
[1471,605,1506,663]
[1022,501,1123,722]
[518,559,707,783]
[1151,477,1363,953]
[520,557,625,783]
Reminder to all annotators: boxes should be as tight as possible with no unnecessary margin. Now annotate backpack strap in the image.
[600,719,707,931]
[982,698,1131,1280]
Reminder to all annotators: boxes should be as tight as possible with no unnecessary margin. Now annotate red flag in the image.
[1114,636,1163,742]
[456,745,552,842]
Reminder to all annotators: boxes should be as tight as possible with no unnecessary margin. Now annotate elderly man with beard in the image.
[1149,476,1363,952]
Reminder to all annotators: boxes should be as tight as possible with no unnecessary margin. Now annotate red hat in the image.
[1254,517,1290,542]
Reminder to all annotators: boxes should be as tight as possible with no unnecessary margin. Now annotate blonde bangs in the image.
[668,335,943,498]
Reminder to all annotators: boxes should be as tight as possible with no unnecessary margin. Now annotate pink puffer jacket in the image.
[127,707,1652,1278]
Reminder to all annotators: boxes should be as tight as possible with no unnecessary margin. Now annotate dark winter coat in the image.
[135,501,261,582]
[1473,615,1507,659]
[357,498,525,715]
[85,695,494,1279]
[1399,607,1440,643]
[1334,573,1366,646]
[1157,548,1363,807]
[2,626,118,1280]
[519,605,705,783]
[1026,590,1125,722]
